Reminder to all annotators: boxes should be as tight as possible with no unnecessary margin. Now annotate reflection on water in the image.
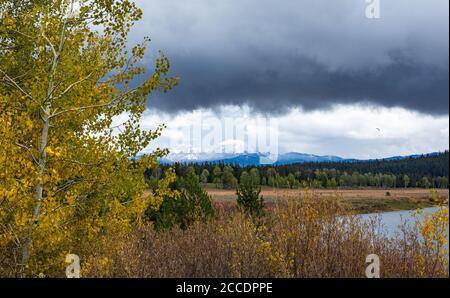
[359,207,441,237]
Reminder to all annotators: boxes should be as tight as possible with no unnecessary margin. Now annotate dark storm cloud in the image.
[148,50,449,114]
[134,0,449,114]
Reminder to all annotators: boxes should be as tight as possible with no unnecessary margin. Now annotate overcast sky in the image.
[126,0,449,158]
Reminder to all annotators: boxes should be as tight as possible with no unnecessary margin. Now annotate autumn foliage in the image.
[0,1,448,278]
[0,0,178,277]
[80,193,448,278]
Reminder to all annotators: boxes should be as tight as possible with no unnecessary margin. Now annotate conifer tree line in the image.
[148,152,449,189]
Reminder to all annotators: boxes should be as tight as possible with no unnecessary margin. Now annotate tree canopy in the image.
[0,0,178,276]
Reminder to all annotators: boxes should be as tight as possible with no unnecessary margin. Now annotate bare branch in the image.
[41,31,58,59]
[0,69,45,113]
[40,203,70,218]
[59,157,100,167]
[11,69,33,82]
[49,88,139,119]
[57,71,94,98]
[49,101,113,119]
[0,224,21,248]
[14,143,39,166]
[54,178,84,195]
[8,29,38,44]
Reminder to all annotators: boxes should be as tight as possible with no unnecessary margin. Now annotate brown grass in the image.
[207,187,449,213]
[82,194,448,278]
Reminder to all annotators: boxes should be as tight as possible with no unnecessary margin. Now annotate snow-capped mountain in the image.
[159,152,240,163]
[156,151,440,166]
[274,152,346,165]
[158,152,346,166]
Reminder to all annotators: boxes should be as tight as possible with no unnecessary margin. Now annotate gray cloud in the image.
[134,0,449,114]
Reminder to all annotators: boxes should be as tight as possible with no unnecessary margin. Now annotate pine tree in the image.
[200,169,210,184]
[236,179,264,217]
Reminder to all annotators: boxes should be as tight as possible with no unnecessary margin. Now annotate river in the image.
[359,207,446,238]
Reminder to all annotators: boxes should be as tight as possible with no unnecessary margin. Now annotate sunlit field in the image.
[206,186,449,214]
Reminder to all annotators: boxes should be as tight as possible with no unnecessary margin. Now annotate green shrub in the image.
[236,180,264,217]
[146,171,215,230]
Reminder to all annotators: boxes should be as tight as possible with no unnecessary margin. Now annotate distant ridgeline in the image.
[146,151,449,189]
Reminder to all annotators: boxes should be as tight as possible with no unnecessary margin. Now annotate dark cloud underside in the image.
[135,0,449,115]
[149,50,448,114]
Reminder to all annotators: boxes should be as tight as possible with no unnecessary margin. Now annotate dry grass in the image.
[207,187,449,213]
[82,194,448,278]
[2,191,446,278]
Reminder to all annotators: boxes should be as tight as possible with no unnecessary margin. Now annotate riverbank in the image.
[81,196,449,278]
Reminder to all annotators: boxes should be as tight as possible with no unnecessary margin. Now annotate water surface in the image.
[359,207,442,237]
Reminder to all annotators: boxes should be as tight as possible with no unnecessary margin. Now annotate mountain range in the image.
[157,152,441,166]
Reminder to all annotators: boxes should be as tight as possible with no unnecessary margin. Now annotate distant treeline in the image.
[147,152,449,189]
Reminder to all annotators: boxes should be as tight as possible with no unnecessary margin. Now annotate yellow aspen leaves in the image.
[0,0,178,277]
